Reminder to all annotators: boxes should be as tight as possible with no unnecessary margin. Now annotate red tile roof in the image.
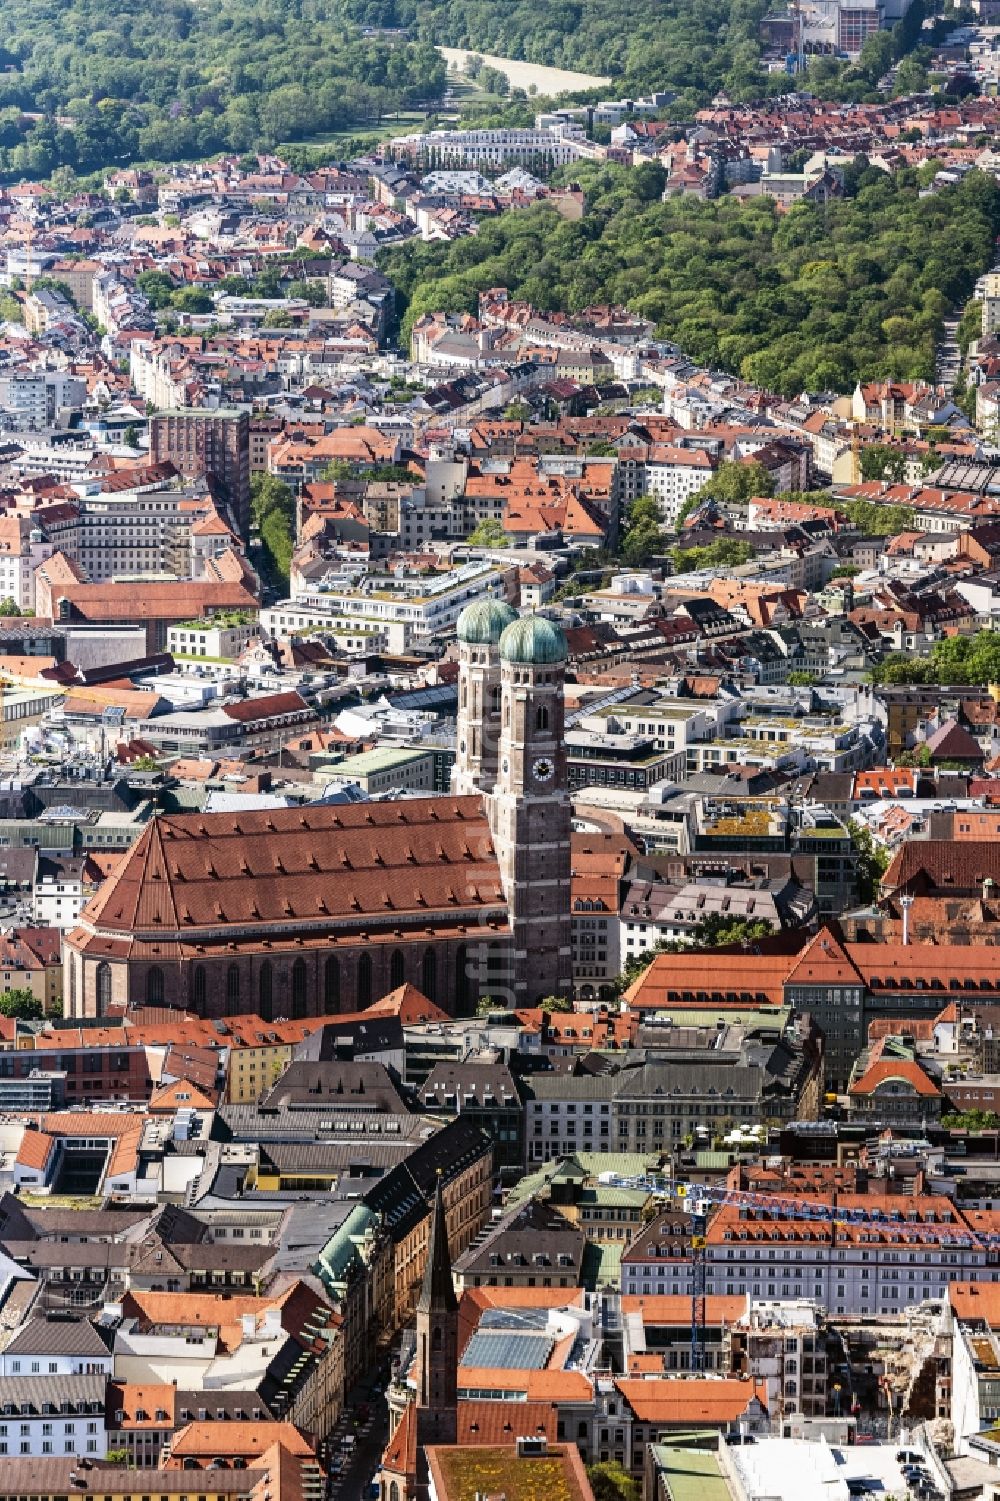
[456,1402,557,1445]
[79,796,505,939]
[615,1376,768,1423]
[849,1057,941,1098]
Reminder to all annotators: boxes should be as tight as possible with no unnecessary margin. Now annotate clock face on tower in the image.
[532,757,555,783]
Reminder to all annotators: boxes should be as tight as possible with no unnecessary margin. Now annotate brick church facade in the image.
[64,601,573,1019]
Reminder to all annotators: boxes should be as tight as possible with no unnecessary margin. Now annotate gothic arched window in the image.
[193,965,206,1014]
[292,958,307,1017]
[358,952,372,1008]
[536,704,550,731]
[390,949,405,989]
[455,944,469,1012]
[97,961,112,1011]
[422,947,437,1003]
[146,966,164,1006]
[259,960,273,1020]
[226,964,240,1013]
[324,957,340,1014]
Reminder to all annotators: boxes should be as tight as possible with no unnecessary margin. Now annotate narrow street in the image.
[935,313,961,394]
[327,1386,388,1501]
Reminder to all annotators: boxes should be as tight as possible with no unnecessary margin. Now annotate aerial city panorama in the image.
[0,1,1000,1499]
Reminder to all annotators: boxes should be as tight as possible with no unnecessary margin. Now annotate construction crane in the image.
[599,1170,1000,1364]
[688,1188,710,1372]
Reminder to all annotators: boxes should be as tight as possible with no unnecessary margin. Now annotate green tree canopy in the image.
[874,629,1000,686]
[588,1462,640,1501]
[0,988,42,1019]
[251,473,295,591]
[859,443,907,483]
[466,519,509,548]
[384,167,1000,398]
[670,538,754,573]
[698,460,774,506]
[834,499,916,537]
[620,495,667,566]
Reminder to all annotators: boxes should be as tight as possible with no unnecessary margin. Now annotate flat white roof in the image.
[729,1438,915,1501]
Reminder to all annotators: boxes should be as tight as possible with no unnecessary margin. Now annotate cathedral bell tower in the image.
[451,599,517,798]
[490,613,573,1003]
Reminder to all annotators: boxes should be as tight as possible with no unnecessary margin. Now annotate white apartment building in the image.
[0,372,87,432]
[0,1375,107,1459]
[394,125,588,170]
[0,517,55,611]
[0,1319,114,1377]
[167,616,260,661]
[33,857,88,930]
[129,342,190,410]
[64,484,235,582]
[12,442,97,485]
[266,560,508,649]
[643,444,717,524]
[623,1198,991,1317]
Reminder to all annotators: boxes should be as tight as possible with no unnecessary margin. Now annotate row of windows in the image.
[111,946,442,1016]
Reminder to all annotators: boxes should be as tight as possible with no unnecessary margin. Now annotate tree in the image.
[251,473,296,591]
[0,988,42,1019]
[286,279,327,307]
[171,286,213,315]
[466,519,509,548]
[942,1109,1000,1131]
[849,820,890,904]
[697,460,774,506]
[692,914,773,947]
[539,994,575,1013]
[619,495,666,567]
[674,493,705,530]
[0,598,21,616]
[874,629,1000,687]
[896,743,932,768]
[123,424,139,448]
[671,538,754,573]
[385,168,1000,399]
[135,270,176,309]
[859,443,906,483]
[835,500,915,537]
[503,399,531,421]
[788,669,817,685]
[588,1462,640,1501]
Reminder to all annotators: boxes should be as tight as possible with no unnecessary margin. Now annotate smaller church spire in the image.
[417,1173,458,1316]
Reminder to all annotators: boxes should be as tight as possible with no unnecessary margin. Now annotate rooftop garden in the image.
[435,1450,581,1501]
[174,611,258,629]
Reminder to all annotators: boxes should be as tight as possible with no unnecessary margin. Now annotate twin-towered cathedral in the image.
[65,601,573,1017]
[452,600,574,1005]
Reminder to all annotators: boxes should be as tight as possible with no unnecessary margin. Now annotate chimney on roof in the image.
[900,893,913,946]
